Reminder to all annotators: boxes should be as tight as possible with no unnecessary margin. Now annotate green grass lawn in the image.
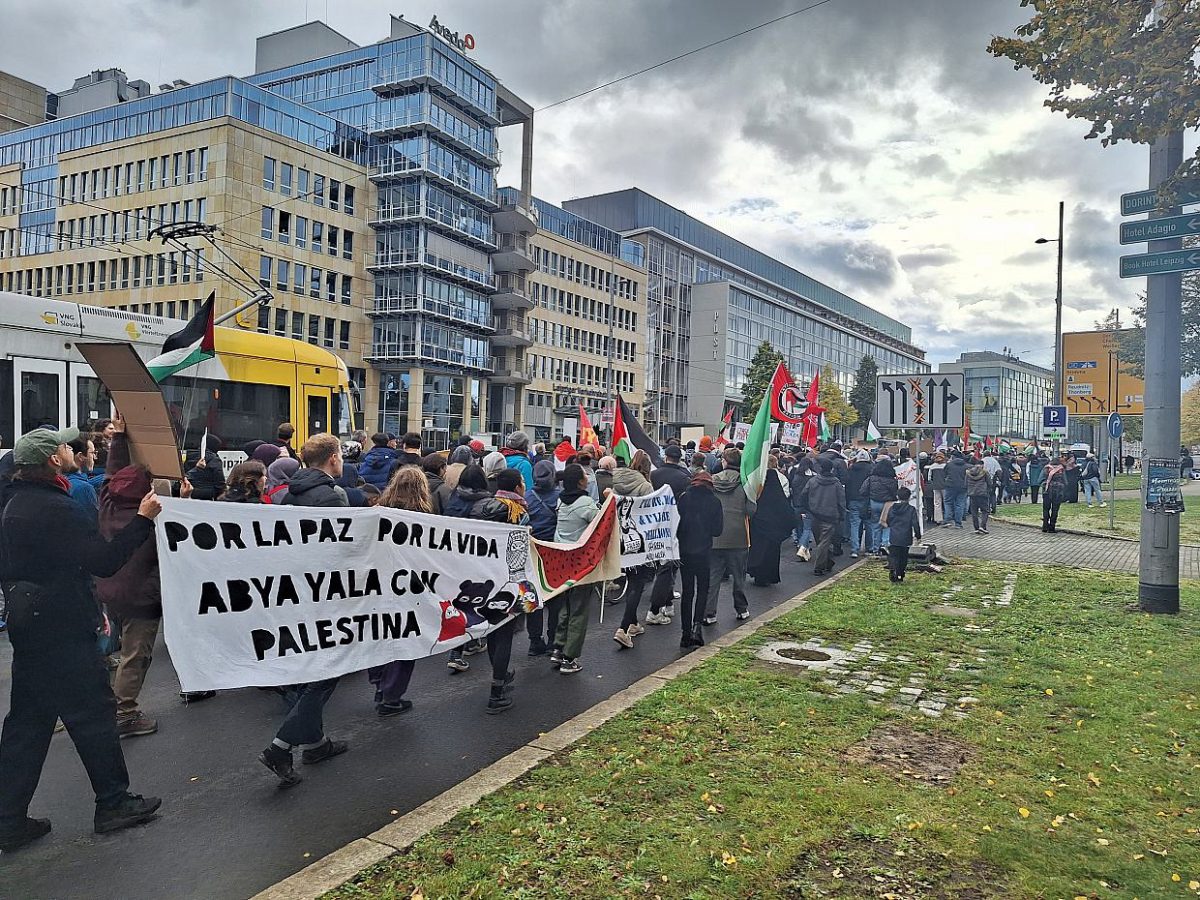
[1105,473,1144,491]
[995,498,1200,545]
[328,563,1200,900]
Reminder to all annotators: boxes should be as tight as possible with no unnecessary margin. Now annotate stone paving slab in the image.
[925,521,1200,579]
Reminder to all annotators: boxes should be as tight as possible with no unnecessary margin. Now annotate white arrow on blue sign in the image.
[1107,412,1123,440]
[1119,249,1200,279]
[1119,213,1200,245]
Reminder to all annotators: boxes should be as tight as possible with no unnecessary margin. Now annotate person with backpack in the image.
[264,457,300,504]
[358,433,400,491]
[523,460,560,657]
[1080,453,1105,508]
[1042,454,1068,533]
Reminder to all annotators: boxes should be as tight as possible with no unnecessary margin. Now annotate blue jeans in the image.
[868,500,890,552]
[793,511,813,549]
[1082,477,1102,505]
[943,489,967,526]
[846,501,867,553]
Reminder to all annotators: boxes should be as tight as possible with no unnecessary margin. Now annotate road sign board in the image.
[1061,331,1145,416]
[1119,212,1200,244]
[1042,405,1068,440]
[874,373,964,430]
[1120,185,1200,217]
[1107,411,1123,440]
[1119,248,1200,279]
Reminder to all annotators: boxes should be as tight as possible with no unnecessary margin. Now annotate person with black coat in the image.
[183,433,226,500]
[747,460,796,587]
[675,470,724,648]
[0,427,164,850]
[646,444,691,620]
[798,457,846,576]
[259,434,350,788]
[942,451,969,528]
[862,458,899,554]
[442,465,497,672]
[843,450,873,556]
[883,487,919,582]
[523,460,560,657]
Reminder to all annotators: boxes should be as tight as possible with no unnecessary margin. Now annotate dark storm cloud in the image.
[898,249,958,270]
[783,238,901,294]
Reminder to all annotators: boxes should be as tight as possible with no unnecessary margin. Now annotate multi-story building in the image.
[564,188,927,438]
[0,71,49,134]
[496,188,647,443]
[938,350,1053,440]
[0,15,536,448]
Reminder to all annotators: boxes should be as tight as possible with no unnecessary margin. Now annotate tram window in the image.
[160,376,289,451]
[76,376,113,428]
[21,372,60,433]
[307,394,328,436]
[0,361,12,445]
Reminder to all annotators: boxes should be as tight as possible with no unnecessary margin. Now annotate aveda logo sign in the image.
[429,15,475,52]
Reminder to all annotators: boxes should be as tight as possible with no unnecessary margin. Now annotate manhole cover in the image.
[756,641,851,670]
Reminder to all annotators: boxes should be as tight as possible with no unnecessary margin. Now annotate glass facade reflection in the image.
[940,353,1053,440]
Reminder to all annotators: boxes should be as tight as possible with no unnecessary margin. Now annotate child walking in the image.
[882,486,919,583]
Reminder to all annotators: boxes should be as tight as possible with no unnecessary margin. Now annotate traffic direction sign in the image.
[1042,405,1068,441]
[1119,248,1200,279]
[1120,185,1200,217]
[1107,411,1123,440]
[1119,213,1200,245]
[874,373,963,429]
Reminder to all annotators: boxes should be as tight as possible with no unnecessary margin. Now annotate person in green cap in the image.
[0,426,164,852]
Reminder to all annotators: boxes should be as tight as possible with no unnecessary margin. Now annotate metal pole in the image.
[606,252,616,441]
[1053,200,1064,453]
[1138,120,1183,613]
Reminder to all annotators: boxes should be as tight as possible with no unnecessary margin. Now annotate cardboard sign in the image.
[75,342,183,479]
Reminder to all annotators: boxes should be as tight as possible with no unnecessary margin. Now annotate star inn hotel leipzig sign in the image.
[1061,330,1145,417]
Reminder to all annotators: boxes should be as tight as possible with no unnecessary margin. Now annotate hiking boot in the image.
[259,745,302,787]
[117,713,158,739]
[558,658,582,674]
[94,794,162,834]
[627,622,645,637]
[527,637,549,657]
[376,699,414,718]
[644,610,671,626]
[501,670,516,694]
[0,817,51,852]
[613,628,634,649]
[486,680,513,715]
[549,648,565,668]
[301,738,349,765]
[447,655,469,673]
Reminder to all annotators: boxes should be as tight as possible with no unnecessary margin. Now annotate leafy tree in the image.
[740,340,783,422]
[818,364,858,429]
[1115,265,1200,379]
[988,1,1200,198]
[1183,383,1200,448]
[1091,310,1145,441]
[848,355,879,438]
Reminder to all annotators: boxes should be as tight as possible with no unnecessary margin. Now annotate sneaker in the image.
[979,527,989,534]
[258,745,302,787]
[0,817,51,852]
[736,611,751,621]
[627,622,645,637]
[1099,502,1107,508]
[956,524,965,529]
[613,628,634,649]
[376,699,414,718]
[117,713,158,739]
[179,690,216,704]
[447,656,469,673]
[974,528,984,535]
[942,522,956,528]
[645,610,671,626]
[462,639,487,656]
[94,794,162,834]
[558,658,582,674]
[661,603,676,618]
[796,546,810,561]
[301,738,349,765]
[549,648,565,668]
[702,616,717,626]
[850,551,859,559]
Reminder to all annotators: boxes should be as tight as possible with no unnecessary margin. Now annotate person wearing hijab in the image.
[675,469,723,648]
[445,444,474,492]
[264,457,300,504]
[482,450,507,493]
[251,442,284,468]
[746,456,796,587]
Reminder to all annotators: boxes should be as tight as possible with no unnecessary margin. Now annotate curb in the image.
[990,515,1142,543]
[251,559,867,900]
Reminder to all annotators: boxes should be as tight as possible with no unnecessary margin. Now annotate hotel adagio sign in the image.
[429,15,475,52]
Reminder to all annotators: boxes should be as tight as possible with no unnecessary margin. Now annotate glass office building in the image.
[938,351,1053,440]
[564,188,927,436]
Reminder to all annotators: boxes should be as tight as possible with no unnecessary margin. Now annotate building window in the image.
[308,315,320,345]
[278,210,291,243]
[261,206,274,240]
[280,163,292,196]
[328,179,340,212]
[257,305,270,334]
[274,308,287,336]
[295,216,308,246]
[327,226,338,256]
[198,147,208,181]
[343,184,355,215]
[311,221,323,253]
[313,174,325,206]
[324,318,335,348]
[339,320,350,350]
[276,259,289,292]
[325,270,337,303]
[294,263,306,295]
[310,266,321,299]
[291,311,303,341]
[263,157,276,190]
[341,273,352,305]
[342,231,353,260]
[186,150,195,184]
[298,168,309,198]
[259,255,271,288]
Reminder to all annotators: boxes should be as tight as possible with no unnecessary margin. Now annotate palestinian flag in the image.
[865,419,882,442]
[147,292,215,382]
[715,407,734,446]
[740,383,773,500]
[612,394,659,466]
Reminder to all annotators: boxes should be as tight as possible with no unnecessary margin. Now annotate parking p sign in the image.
[1042,405,1068,441]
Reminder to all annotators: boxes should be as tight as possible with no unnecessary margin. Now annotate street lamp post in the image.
[1036,200,1065,449]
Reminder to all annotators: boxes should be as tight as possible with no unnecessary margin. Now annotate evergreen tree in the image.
[818,364,858,430]
[848,355,878,438]
[1115,266,1199,380]
[740,340,784,422]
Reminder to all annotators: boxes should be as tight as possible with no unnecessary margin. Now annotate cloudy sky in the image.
[4,0,1190,368]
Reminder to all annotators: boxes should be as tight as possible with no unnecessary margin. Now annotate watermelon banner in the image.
[155,497,631,693]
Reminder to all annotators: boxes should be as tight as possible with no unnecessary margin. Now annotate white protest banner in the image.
[780,423,802,446]
[613,485,680,567]
[733,422,751,444]
[157,499,545,692]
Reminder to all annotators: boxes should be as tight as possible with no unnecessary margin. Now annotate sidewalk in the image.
[928,520,1200,579]
[324,561,1200,900]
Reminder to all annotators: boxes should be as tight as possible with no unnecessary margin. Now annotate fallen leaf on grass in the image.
[1018,808,1031,818]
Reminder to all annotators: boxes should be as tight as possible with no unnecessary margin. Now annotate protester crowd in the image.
[0,415,1084,852]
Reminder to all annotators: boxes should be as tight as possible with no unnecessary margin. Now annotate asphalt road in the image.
[0,552,824,900]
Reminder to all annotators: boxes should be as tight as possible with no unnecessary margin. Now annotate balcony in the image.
[493,201,538,235]
[491,312,532,348]
[372,64,500,126]
[368,295,495,334]
[367,250,495,292]
[492,273,533,311]
[372,201,496,252]
[368,113,499,167]
[490,351,532,385]
[491,233,532,274]
[364,341,493,374]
